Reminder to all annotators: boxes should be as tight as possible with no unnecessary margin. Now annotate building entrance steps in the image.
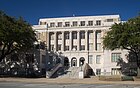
[58,63,91,78]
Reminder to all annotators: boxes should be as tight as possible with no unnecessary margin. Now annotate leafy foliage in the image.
[0,11,37,62]
[103,15,140,67]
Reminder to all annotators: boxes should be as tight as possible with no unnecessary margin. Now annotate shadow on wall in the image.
[84,63,95,78]
[117,51,138,76]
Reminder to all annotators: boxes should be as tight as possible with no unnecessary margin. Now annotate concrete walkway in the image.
[0,77,140,85]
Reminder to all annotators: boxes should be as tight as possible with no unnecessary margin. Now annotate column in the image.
[47,32,50,51]
[93,30,96,51]
[85,30,88,51]
[54,32,57,51]
[62,31,65,51]
[69,31,72,51]
[77,31,80,51]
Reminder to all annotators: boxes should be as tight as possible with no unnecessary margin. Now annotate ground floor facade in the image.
[52,49,137,76]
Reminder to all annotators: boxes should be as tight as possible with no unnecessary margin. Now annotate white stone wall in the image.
[32,15,133,76]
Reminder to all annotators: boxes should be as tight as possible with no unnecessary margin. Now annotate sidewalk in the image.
[0,77,140,85]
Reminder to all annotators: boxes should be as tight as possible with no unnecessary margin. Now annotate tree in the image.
[0,11,37,62]
[103,15,140,68]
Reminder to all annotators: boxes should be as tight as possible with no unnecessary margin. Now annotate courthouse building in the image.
[32,15,134,76]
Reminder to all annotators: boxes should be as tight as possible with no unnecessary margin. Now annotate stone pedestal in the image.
[79,71,84,79]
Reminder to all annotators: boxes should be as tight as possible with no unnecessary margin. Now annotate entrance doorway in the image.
[71,57,77,67]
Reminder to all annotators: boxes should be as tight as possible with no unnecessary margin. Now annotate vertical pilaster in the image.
[85,30,88,51]
[62,31,65,51]
[93,30,96,51]
[69,31,72,51]
[77,31,80,51]
[54,32,57,51]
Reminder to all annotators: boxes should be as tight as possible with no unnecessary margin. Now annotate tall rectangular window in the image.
[73,21,77,26]
[80,31,85,39]
[89,32,93,39]
[50,22,55,27]
[51,45,54,51]
[72,32,77,39]
[89,43,93,51]
[73,45,77,51]
[65,22,70,27]
[96,20,101,26]
[97,43,101,51]
[65,32,69,39]
[58,33,62,40]
[88,21,93,26]
[58,22,62,27]
[80,45,85,50]
[65,46,69,51]
[80,21,85,26]
[88,55,93,64]
[96,55,101,64]
[50,34,54,40]
[96,69,101,75]
[96,31,101,39]
[58,44,61,51]
[111,53,121,62]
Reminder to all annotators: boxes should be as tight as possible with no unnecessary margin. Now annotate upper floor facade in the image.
[38,15,121,29]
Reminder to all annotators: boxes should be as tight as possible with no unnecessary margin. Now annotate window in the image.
[50,22,55,27]
[72,32,77,39]
[88,55,93,64]
[58,44,61,51]
[96,69,101,76]
[106,19,113,22]
[96,31,101,39]
[89,32,93,39]
[80,45,85,50]
[73,21,77,26]
[96,55,101,64]
[89,43,93,51]
[58,33,62,40]
[50,34,54,40]
[80,21,85,26]
[88,21,93,26]
[40,21,46,25]
[96,20,101,26]
[111,53,121,62]
[111,68,120,75]
[65,46,69,51]
[73,45,77,50]
[51,45,54,51]
[80,31,85,39]
[65,22,70,27]
[96,43,101,51]
[65,32,69,39]
[58,22,62,27]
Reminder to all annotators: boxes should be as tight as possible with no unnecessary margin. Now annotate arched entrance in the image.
[71,57,77,67]
[79,57,85,66]
[64,57,69,66]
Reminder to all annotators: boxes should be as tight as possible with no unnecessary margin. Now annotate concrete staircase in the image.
[58,66,82,78]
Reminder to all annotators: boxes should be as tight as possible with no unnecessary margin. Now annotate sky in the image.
[0,0,140,25]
